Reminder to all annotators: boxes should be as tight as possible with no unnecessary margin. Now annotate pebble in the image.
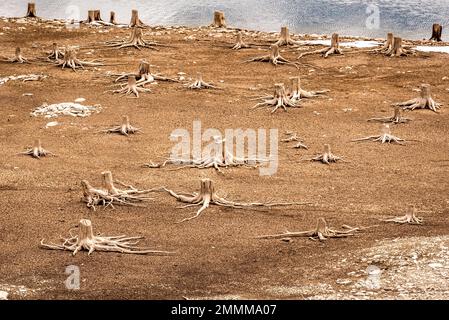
[0,291,8,300]
[74,98,86,103]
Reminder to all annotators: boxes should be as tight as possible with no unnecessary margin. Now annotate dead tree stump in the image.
[87,10,95,23]
[93,10,102,21]
[430,23,443,42]
[211,11,226,28]
[275,26,297,46]
[130,9,144,27]
[110,11,117,24]
[25,2,37,18]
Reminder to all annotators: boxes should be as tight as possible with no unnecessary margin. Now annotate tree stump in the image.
[110,11,117,24]
[130,9,144,27]
[211,11,226,28]
[25,2,37,18]
[87,10,95,23]
[275,26,297,46]
[430,23,443,42]
[93,10,102,21]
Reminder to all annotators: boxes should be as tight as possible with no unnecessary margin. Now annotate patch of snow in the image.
[415,46,449,54]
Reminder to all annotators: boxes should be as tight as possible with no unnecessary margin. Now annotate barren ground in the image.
[0,18,449,300]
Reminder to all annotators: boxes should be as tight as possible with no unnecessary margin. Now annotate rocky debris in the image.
[0,290,8,300]
[0,74,47,85]
[31,102,101,118]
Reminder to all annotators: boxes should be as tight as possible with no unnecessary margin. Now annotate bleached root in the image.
[112,59,178,87]
[393,84,441,112]
[246,44,299,68]
[232,32,250,50]
[298,33,343,59]
[288,76,329,101]
[211,11,226,28]
[368,106,411,124]
[19,139,54,159]
[187,73,221,90]
[252,83,299,113]
[383,206,423,225]
[281,131,308,149]
[55,47,103,71]
[303,144,344,164]
[1,47,30,64]
[82,171,159,210]
[46,42,64,61]
[385,37,415,57]
[257,218,367,242]
[110,75,151,98]
[145,136,268,173]
[103,115,141,136]
[275,26,299,46]
[103,27,158,50]
[352,124,406,144]
[164,178,311,223]
[40,219,175,256]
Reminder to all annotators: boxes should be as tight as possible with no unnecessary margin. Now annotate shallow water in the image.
[1,0,449,40]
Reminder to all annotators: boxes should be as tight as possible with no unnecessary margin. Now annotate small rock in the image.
[74,98,86,103]
[45,121,59,128]
[429,262,443,269]
[0,291,8,300]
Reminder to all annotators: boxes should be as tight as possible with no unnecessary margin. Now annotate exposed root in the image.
[371,32,394,54]
[246,44,299,68]
[40,219,174,256]
[46,42,64,61]
[232,32,250,50]
[303,144,344,164]
[281,131,308,149]
[187,73,221,90]
[104,27,158,50]
[383,205,423,225]
[110,75,151,98]
[103,115,141,136]
[298,33,343,58]
[288,76,329,100]
[1,47,30,64]
[252,83,299,113]
[393,84,441,112]
[19,139,54,159]
[113,60,178,86]
[275,27,299,47]
[82,171,158,210]
[163,178,310,223]
[368,106,411,124]
[352,124,406,144]
[257,218,362,241]
[55,48,103,71]
[145,135,268,173]
[211,11,226,28]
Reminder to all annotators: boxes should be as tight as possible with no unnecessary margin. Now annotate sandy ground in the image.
[0,18,449,300]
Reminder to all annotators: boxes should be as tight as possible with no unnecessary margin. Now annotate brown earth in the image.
[0,18,449,300]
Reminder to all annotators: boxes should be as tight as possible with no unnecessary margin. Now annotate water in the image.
[1,0,449,40]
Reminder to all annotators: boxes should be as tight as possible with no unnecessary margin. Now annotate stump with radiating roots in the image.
[430,23,443,42]
[383,206,423,225]
[289,76,329,101]
[47,42,64,61]
[55,48,103,71]
[393,84,441,112]
[146,135,268,173]
[130,9,145,27]
[19,139,54,159]
[246,44,298,68]
[1,47,30,63]
[25,2,37,18]
[113,59,178,86]
[82,171,158,210]
[187,72,220,90]
[232,32,250,50]
[103,115,141,136]
[257,218,362,242]
[40,219,175,256]
[163,178,310,223]
[303,144,344,164]
[104,27,158,49]
[252,83,299,113]
[386,37,414,57]
[111,75,151,98]
[275,26,298,46]
[371,32,394,54]
[211,11,226,28]
[298,33,343,58]
[368,106,411,124]
[352,124,405,144]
